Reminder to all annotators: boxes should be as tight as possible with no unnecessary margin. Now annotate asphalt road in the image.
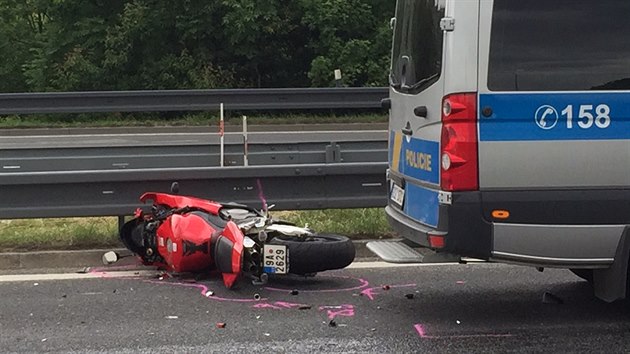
[1,262,629,353]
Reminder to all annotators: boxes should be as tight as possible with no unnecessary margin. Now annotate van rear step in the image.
[366,240,460,264]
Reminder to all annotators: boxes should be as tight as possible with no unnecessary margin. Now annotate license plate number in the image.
[263,244,288,274]
[390,183,405,206]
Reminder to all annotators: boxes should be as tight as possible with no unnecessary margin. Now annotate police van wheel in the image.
[268,234,355,275]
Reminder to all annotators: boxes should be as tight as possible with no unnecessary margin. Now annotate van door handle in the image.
[414,106,428,118]
[401,122,413,136]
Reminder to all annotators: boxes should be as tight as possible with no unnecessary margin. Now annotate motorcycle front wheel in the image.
[268,234,355,275]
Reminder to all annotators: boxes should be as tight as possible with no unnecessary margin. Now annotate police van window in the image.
[488,0,630,91]
[390,0,444,94]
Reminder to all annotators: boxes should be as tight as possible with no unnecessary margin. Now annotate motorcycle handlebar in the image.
[152,205,192,221]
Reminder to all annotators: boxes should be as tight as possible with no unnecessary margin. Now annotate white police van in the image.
[367,0,630,302]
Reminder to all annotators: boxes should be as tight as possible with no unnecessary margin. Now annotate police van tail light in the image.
[440,93,478,191]
[428,233,445,249]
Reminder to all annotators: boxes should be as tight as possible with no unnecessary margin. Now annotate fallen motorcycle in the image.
[116,191,356,288]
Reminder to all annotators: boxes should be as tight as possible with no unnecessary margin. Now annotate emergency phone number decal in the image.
[534,104,611,130]
[479,93,628,141]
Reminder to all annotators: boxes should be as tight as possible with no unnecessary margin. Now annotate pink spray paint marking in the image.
[145,280,268,303]
[264,275,370,294]
[414,324,427,338]
[318,304,355,320]
[90,268,368,302]
[360,283,417,301]
[360,287,378,300]
[456,281,466,285]
[274,301,304,309]
[253,303,282,310]
[89,263,266,302]
[256,179,268,213]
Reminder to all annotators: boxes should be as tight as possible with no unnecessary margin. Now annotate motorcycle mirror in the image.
[170,182,180,194]
[102,251,119,265]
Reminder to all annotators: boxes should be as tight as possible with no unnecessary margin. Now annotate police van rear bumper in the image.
[386,189,627,268]
[385,191,493,260]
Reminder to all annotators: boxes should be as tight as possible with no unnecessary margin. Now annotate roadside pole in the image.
[243,115,249,166]
[220,103,224,167]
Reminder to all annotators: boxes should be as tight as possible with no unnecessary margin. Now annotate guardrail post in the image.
[325,142,341,163]
[118,216,126,232]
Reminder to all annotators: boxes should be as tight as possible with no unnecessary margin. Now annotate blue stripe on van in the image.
[479,93,630,141]
[404,184,439,228]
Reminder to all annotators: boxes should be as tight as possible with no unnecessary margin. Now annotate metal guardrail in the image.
[0,87,388,114]
[0,163,387,219]
[0,87,391,219]
[0,129,389,219]
[1,131,387,172]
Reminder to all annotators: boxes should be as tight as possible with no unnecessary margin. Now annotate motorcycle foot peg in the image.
[260,273,269,283]
[251,273,269,286]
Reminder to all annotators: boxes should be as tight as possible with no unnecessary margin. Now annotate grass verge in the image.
[0,208,394,252]
[0,112,387,129]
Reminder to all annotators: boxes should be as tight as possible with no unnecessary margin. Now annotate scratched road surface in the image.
[1,262,629,353]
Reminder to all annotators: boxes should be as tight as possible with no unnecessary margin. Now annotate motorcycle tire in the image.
[268,234,355,275]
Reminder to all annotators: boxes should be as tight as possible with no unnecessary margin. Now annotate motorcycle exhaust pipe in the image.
[243,236,260,262]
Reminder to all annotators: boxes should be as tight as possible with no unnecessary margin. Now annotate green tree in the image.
[300,0,394,87]
[0,0,395,92]
[102,1,235,90]
[0,0,50,92]
[221,0,312,87]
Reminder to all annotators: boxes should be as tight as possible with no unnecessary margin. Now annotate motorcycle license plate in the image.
[390,183,405,207]
[263,244,288,274]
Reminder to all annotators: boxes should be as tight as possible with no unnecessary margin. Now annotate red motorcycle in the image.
[117,189,355,288]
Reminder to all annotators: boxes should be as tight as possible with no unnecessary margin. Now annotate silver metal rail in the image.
[0,129,389,219]
[0,87,391,219]
[0,163,387,219]
[0,87,388,114]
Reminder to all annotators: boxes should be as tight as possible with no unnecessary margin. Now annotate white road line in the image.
[347,259,487,269]
[347,261,456,269]
[0,260,491,283]
[0,270,158,283]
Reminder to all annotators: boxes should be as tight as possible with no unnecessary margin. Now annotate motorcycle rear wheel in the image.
[268,234,355,275]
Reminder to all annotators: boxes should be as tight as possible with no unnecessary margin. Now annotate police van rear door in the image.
[388,0,446,230]
[478,0,630,194]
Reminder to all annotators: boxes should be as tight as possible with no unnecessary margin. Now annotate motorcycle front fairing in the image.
[155,213,215,273]
[121,192,244,288]
[214,221,244,288]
